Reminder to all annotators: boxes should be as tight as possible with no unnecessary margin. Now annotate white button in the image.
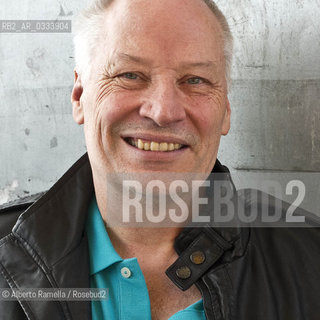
[121,267,132,278]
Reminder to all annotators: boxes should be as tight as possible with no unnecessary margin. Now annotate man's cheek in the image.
[194,111,217,134]
[98,95,130,121]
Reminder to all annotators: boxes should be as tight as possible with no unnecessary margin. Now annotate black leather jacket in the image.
[0,154,319,320]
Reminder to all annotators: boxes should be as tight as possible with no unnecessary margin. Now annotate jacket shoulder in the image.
[0,192,45,239]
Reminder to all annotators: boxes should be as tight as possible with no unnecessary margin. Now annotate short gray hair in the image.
[73,0,233,87]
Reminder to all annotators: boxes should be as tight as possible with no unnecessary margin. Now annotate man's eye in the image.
[120,73,139,80]
[187,77,204,85]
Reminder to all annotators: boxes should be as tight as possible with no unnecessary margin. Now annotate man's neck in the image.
[93,178,183,260]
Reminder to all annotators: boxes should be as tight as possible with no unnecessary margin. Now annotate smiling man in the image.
[71,0,231,318]
[0,0,319,320]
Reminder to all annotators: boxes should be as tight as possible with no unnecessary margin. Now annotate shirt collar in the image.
[86,196,122,275]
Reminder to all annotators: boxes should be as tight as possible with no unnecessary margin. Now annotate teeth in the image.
[130,139,183,152]
[143,142,150,151]
[150,142,159,151]
[138,139,144,150]
[160,142,168,152]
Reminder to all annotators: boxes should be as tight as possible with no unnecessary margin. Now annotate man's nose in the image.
[139,81,187,127]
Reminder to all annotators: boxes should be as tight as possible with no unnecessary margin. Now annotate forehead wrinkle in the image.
[109,52,153,66]
[178,60,219,73]
[107,51,220,73]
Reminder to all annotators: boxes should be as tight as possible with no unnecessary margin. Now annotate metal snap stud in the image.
[175,266,191,279]
[190,251,206,265]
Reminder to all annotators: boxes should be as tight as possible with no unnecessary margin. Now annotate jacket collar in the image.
[165,160,250,292]
[12,153,94,268]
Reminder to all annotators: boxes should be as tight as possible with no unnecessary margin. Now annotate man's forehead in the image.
[94,0,226,77]
[104,0,220,32]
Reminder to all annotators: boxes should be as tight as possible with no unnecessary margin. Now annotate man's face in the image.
[72,0,231,176]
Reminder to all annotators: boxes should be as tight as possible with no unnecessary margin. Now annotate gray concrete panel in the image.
[219,79,320,171]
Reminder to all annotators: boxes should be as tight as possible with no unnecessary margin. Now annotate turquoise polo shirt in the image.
[86,196,206,320]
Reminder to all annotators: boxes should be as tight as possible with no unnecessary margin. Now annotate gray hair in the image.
[73,0,233,88]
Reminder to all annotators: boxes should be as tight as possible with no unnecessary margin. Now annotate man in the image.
[0,0,319,319]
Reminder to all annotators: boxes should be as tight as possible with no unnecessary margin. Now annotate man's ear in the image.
[71,70,84,125]
[221,98,231,136]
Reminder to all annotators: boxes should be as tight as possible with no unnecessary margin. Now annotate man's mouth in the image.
[124,138,186,152]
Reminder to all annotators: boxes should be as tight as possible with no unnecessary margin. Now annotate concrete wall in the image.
[1,0,319,204]
[217,0,320,171]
